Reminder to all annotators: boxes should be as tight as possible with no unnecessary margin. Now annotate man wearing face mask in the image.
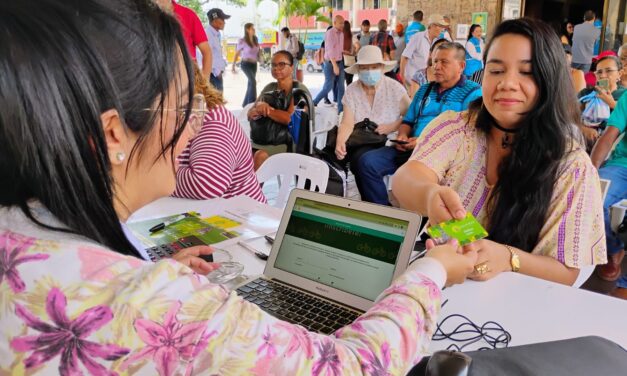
[357,42,482,205]
[334,46,410,197]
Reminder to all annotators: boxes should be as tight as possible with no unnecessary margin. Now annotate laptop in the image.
[235,189,422,334]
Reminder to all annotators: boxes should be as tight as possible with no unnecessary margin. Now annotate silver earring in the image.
[115,152,126,162]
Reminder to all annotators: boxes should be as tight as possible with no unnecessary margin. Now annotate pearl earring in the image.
[115,152,126,162]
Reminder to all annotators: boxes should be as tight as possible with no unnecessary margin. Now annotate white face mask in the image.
[359,69,383,86]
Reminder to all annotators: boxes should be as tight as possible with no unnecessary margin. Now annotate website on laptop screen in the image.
[273,197,409,301]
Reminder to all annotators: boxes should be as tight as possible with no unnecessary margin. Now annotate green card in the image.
[426,213,488,246]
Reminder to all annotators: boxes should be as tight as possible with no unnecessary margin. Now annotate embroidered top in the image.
[342,76,409,137]
[0,204,445,375]
[410,111,607,268]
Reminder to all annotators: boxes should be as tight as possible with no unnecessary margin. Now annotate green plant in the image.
[278,0,330,46]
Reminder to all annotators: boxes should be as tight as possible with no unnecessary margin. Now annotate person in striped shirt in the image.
[174,65,266,202]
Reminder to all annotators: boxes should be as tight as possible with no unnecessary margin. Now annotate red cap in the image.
[592,50,618,62]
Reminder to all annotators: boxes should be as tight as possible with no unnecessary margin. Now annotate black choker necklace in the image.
[491,123,519,149]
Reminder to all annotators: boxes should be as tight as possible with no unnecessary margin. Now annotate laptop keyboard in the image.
[236,278,362,335]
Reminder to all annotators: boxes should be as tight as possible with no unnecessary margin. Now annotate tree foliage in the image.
[178,0,248,25]
[278,0,330,42]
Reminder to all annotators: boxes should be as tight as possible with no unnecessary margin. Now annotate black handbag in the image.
[325,118,387,151]
[347,118,388,147]
[250,89,292,146]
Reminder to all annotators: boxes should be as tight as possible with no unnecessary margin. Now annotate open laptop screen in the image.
[273,197,409,301]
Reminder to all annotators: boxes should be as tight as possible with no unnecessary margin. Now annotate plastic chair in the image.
[256,153,329,208]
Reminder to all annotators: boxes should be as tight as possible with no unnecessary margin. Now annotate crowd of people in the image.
[0,0,626,374]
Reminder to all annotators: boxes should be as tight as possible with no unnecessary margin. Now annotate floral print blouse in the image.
[0,205,445,375]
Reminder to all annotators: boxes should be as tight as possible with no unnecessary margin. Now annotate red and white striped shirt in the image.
[174,105,266,203]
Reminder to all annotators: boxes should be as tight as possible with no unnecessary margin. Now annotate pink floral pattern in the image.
[10,288,129,375]
[358,342,392,376]
[0,232,48,293]
[122,301,208,376]
[1,215,442,375]
[312,339,341,376]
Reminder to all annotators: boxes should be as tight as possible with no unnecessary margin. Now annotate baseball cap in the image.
[395,23,404,34]
[207,8,230,21]
[427,14,449,27]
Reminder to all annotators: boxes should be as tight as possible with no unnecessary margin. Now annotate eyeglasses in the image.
[143,94,208,137]
[594,68,619,76]
[271,62,292,69]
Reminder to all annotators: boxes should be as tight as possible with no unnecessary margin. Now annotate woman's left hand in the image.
[465,239,511,281]
[171,245,220,275]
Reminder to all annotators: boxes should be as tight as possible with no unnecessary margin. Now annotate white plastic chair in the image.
[256,153,329,208]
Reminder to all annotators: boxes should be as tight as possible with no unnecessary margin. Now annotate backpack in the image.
[296,40,305,60]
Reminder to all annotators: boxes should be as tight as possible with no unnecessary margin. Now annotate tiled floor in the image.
[260,168,625,299]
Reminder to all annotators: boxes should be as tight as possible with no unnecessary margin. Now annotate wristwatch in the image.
[505,245,520,272]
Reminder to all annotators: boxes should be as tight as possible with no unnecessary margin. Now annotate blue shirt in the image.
[403,77,482,137]
[206,25,227,76]
[405,21,426,43]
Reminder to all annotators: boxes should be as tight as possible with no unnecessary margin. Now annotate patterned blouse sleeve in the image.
[532,150,607,268]
[92,256,443,374]
[409,111,468,182]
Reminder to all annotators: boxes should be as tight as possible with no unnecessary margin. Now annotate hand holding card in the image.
[427,213,489,246]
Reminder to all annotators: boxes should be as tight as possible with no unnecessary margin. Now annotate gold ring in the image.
[474,262,490,275]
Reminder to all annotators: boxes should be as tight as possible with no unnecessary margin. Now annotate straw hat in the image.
[427,14,449,27]
[345,46,397,75]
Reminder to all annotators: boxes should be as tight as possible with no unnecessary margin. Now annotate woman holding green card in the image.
[393,18,607,286]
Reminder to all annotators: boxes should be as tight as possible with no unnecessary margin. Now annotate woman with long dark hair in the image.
[232,22,260,106]
[0,0,476,372]
[464,24,484,77]
[561,21,574,46]
[393,18,607,286]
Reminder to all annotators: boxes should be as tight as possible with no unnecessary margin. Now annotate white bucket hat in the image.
[345,46,397,75]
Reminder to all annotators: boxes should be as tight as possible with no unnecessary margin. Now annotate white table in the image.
[131,196,627,352]
[435,272,627,351]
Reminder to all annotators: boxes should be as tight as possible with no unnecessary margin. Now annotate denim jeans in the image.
[598,164,627,256]
[210,73,223,91]
[240,61,257,107]
[313,60,344,113]
[356,146,411,205]
[571,62,591,72]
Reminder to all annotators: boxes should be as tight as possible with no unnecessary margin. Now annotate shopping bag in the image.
[579,91,611,127]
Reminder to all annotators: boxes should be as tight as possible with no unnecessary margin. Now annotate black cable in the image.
[432,313,512,351]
